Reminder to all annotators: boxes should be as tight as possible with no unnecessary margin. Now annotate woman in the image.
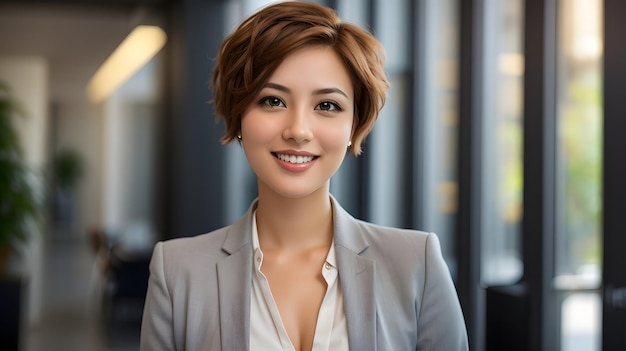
[140,2,468,350]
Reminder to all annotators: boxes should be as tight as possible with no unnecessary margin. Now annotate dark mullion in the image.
[603,0,626,349]
[522,0,558,350]
[165,0,227,238]
[456,0,484,349]
[398,0,418,231]
[355,0,376,221]
[408,0,424,231]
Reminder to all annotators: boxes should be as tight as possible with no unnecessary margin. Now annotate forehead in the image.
[266,46,354,98]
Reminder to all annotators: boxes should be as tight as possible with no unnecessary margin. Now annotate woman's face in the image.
[241,46,354,200]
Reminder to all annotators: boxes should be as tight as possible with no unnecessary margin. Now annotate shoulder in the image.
[352,220,449,278]
[356,219,434,255]
[152,225,233,273]
[331,197,441,268]
[161,226,229,255]
[331,197,432,257]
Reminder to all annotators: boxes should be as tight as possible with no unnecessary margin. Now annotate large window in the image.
[480,0,524,286]
[368,0,412,227]
[416,0,460,275]
[555,0,603,350]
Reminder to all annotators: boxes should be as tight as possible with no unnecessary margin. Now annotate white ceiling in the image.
[0,2,155,103]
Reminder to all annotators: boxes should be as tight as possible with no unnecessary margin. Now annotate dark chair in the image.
[104,248,151,324]
[0,275,23,351]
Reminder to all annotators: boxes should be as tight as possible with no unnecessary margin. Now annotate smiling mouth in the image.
[273,153,317,164]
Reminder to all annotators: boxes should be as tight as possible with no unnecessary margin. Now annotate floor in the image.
[23,231,143,351]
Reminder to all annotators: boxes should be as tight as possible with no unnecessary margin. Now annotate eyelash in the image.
[257,96,343,112]
[258,96,285,108]
[316,101,343,112]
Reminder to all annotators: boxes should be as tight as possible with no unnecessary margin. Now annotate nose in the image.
[282,107,313,143]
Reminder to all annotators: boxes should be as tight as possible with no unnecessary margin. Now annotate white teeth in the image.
[276,153,314,164]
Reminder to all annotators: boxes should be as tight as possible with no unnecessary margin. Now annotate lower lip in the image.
[274,155,316,173]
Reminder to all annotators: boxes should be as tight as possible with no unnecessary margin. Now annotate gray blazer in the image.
[140,197,469,350]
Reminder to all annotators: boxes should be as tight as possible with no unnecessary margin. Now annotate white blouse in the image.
[249,212,349,351]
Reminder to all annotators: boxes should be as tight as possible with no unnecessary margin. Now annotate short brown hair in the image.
[211,1,389,155]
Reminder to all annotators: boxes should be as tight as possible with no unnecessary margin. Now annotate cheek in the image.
[316,120,353,149]
[316,127,350,153]
[241,112,274,143]
[240,111,256,137]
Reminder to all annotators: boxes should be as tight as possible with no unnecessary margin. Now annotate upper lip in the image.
[272,150,318,157]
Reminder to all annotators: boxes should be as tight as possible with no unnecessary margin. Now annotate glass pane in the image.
[556,1,603,350]
[480,0,524,285]
[418,0,460,275]
[554,0,602,290]
[368,0,411,227]
[335,0,368,29]
[561,293,601,351]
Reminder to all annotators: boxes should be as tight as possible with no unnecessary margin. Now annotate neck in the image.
[255,184,333,251]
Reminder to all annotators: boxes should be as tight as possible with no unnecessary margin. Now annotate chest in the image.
[260,252,329,350]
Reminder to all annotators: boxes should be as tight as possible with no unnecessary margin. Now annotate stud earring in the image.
[237,135,242,140]
[348,140,352,147]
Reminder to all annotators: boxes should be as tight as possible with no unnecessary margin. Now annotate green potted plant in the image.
[51,148,85,227]
[0,82,41,273]
[52,149,85,190]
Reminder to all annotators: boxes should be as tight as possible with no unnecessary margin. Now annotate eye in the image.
[259,96,285,108]
[315,101,342,111]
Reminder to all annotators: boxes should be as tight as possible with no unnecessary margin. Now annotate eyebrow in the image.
[264,82,349,98]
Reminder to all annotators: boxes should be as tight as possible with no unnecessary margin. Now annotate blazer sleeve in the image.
[140,242,176,351]
[415,233,469,351]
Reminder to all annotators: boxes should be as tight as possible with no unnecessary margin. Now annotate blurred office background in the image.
[0,0,624,350]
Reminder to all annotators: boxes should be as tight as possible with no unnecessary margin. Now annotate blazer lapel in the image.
[332,197,377,351]
[217,202,257,351]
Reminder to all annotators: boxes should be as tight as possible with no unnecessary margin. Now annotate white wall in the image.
[53,102,104,235]
[0,55,48,325]
[0,56,48,167]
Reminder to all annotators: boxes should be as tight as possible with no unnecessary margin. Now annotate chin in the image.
[263,181,328,200]
[272,188,322,200]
